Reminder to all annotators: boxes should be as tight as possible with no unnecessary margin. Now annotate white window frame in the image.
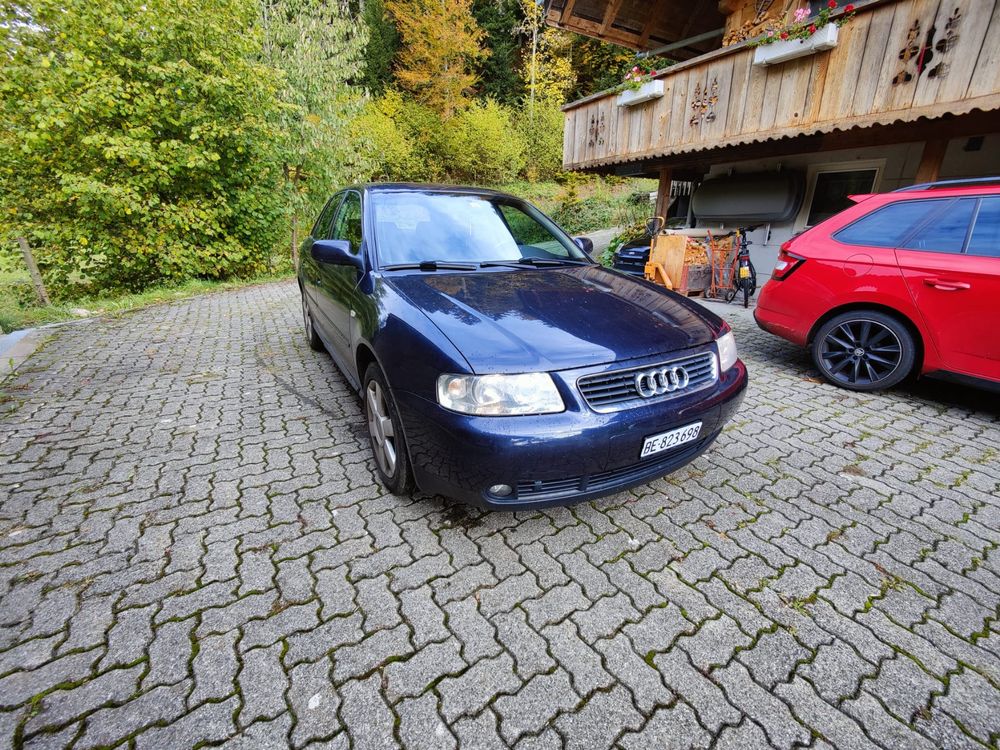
[794,159,885,231]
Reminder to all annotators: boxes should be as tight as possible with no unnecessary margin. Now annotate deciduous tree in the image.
[386,0,486,117]
[0,0,286,294]
[260,0,367,255]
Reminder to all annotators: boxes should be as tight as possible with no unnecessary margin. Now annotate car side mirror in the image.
[312,239,362,270]
[573,236,594,257]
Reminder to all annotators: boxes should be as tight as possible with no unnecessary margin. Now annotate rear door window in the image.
[834,199,951,248]
[900,198,976,254]
[967,197,1000,257]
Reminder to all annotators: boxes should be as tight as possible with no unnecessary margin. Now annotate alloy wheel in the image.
[366,380,397,476]
[819,319,902,387]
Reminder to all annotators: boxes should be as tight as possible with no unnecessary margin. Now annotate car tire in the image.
[301,293,325,352]
[811,310,916,391]
[363,363,415,496]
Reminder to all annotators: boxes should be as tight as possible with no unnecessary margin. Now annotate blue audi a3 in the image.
[298,184,747,509]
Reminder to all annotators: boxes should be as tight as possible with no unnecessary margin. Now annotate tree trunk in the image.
[17,237,51,306]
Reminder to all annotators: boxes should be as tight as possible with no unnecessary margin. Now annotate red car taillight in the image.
[772,242,806,280]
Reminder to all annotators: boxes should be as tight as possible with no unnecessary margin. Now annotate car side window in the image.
[331,192,363,254]
[900,198,976,254]
[312,194,342,239]
[498,203,569,257]
[967,197,1000,258]
[834,199,950,248]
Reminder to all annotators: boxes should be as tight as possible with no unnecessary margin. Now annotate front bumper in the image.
[394,355,748,509]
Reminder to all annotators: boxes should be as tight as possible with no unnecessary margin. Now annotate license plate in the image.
[640,422,702,458]
[739,266,751,279]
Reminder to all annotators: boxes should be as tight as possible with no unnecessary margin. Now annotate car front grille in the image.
[512,433,712,502]
[577,350,717,412]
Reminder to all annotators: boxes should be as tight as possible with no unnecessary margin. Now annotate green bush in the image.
[351,91,424,181]
[443,99,526,184]
[0,273,37,308]
[516,102,565,181]
[0,0,287,296]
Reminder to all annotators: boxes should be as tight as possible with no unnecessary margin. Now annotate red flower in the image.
[650,70,657,76]
[845,3,854,9]
[780,31,789,39]
[828,0,837,7]
[808,23,818,33]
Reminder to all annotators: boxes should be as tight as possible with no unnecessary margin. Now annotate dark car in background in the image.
[298,184,748,508]
[611,238,651,277]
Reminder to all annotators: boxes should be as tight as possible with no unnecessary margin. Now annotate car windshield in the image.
[370,191,589,267]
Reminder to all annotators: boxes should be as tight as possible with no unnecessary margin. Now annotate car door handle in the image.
[923,278,970,291]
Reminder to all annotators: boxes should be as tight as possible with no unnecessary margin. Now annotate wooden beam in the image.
[560,0,579,25]
[600,0,625,34]
[914,139,948,184]
[655,168,673,219]
[554,14,645,48]
[638,15,656,47]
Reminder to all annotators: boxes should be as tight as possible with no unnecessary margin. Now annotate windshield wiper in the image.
[480,258,592,268]
[381,261,478,272]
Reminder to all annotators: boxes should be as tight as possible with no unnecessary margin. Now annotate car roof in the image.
[349,183,518,200]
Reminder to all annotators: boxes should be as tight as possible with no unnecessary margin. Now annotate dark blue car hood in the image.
[386,265,720,373]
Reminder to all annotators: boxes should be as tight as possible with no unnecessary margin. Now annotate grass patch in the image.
[0,271,293,334]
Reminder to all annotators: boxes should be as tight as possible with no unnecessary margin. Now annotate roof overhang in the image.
[543,0,726,60]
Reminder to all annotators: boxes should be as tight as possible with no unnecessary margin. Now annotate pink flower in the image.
[793,6,810,22]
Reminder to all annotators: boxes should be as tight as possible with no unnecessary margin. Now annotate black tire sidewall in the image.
[362,364,414,496]
[812,311,916,391]
[302,294,325,351]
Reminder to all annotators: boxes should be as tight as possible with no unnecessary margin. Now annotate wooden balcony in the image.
[561,0,1000,172]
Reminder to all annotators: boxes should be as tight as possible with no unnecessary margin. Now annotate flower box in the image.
[617,79,664,107]
[752,23,838,67]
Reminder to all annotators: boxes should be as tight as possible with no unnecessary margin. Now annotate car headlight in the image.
[436,373,565,416]
[716,330,738,372]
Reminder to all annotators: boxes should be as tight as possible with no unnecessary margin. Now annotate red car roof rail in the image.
[893,176,1000,192]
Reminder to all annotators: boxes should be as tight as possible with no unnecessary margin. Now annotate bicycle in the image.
[724,226,759,308]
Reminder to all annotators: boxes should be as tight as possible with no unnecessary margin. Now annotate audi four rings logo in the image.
[634,366,691,398]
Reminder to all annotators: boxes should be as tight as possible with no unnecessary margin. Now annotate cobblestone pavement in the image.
[1,279,999,750]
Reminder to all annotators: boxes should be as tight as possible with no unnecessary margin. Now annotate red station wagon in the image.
[755,179,1000,392]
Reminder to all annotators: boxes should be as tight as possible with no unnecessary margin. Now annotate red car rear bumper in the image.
[754,278,820,347]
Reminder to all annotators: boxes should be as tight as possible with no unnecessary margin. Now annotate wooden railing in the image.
[561,0,1000,170]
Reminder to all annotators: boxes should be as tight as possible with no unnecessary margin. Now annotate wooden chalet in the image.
[547,0,1000,272]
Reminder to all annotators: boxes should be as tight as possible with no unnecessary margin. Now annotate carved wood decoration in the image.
[690,78,720,126]
[587,112,606,148]
[930,6,962,79]
[894,7,963,86]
